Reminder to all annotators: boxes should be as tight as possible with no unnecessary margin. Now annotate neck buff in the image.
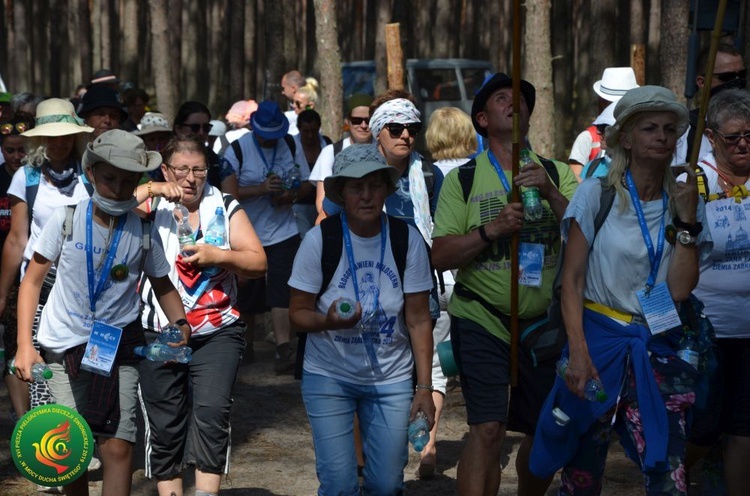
[92,191,139,217]
[43,161,78,197]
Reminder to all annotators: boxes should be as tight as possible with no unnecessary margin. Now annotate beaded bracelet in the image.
[415,384,434,392]
[147,181,154,198]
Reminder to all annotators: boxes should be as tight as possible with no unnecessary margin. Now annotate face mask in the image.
[92,190,139,216]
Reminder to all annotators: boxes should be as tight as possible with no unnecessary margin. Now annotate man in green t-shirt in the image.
[432,73,578,496]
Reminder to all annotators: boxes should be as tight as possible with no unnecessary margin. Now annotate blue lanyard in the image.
[252,133,278,176]
[340,213,387,310]
[625,170,667,292]
[487,150,512,193]
[86,200,125,315]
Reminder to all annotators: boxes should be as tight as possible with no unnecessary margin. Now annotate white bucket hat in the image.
[21,98,94,137]
[83,129,162,172]
[593,67,639,102]
[132,112,172,136]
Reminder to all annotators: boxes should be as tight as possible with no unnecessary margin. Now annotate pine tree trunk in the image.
[264,0,287,102]
[208,1,224,113]
[244,0,257,99]
[659,0,689,101]
[229,0,245,101]
[313,0,343,141]
[150,1,176,121]
[10,0,31,91]
[168,0,183,103]
[374,0,391,95]
[525,0,558,157]
[122,0,139,84]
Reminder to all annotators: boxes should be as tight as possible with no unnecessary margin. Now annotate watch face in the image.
[677,230,694,245]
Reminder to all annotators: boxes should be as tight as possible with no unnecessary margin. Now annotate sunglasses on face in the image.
[294,100,312,110]
[349,116,370,126]
[714,130,750,147]
[180,123,213,134]
[712,70,747,83]
[385,122,422,139]
[0,122,29,135]
[2,146,25,154]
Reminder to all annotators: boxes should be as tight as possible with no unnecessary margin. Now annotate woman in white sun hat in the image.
[0,98,94,411]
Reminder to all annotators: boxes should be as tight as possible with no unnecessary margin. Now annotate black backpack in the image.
[230,134,297,175]
[294,214,410,379]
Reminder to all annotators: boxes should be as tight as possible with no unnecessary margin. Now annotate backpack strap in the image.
[458,158,478,203]
[231,139,244,175]
[387,216,409,284]
[24,165,41,228]
[537,156,560,189]
[695,164,710,201]
[333,139,345,157]
[322,135,333,146]
[62,205,76,237]
[283,134,297,158]
[584,157,604,179]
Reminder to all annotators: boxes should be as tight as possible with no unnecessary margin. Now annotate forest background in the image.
[1,0,748,159]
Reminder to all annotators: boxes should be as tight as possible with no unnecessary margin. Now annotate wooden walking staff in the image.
[509,0,522,386]
[688,0,728,169]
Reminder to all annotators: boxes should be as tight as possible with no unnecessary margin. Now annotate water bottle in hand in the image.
[520,149,544,221]
[9,358,53,382]
[176,204,195,256]
[556,357,607,402]
[408,411,430,452]
[135,343,192,363]
[283,165,302,190]
[335,298,356,319]
[676,328,700,368]
[203,207,227,275]
[157,325,184,345]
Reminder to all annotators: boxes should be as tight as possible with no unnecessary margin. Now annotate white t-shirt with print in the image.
[8,167,91,271]
[309,137,353,183]
[223,131,309,246]
[288,220,432,385]
[34,200,171,353]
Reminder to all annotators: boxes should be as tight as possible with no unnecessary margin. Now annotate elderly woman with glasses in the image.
[173,101,239,198]
[138,136,266,496]
[679,88,750,495]
[289,144,435,495]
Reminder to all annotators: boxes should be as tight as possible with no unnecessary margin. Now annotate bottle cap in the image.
[595,390,608,402]
[339,302,351,313]
[42,368,53,380]
[552,407,570,426]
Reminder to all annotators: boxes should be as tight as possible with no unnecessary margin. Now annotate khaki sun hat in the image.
[83,129,161,172]
[21,98,94,138]
[605,86,689,144]
[324,144,401,206]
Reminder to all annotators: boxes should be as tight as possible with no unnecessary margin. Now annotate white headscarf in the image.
[369,98,421,139]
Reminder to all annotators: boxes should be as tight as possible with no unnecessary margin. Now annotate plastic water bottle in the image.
[336,298,356,319]
[408,411,430,452]
[176,204,195,255]
[283,165,302,190]
[520,149,544,221]
[676,328,700,368]
[203,207,227,275]
[556,357,608,402]
[9,358,53,382]
[157,325,184,345]
[135,343,192,363]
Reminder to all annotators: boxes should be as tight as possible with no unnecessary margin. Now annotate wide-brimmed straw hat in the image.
[21,98,93,137]
[593,67,639,102]
[605,86,689,144]
[132,112,172,137]
[324,144,401,206]
[250,101,289,140]
[83,129,161,172]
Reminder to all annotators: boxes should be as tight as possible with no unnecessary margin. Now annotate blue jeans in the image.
[301,372,413,496]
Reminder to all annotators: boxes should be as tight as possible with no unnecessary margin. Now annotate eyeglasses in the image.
[713,130,750,147]
[385,122,422,139]
[2,147,25,154]
[180,123,213,134]
[166,164,209,178]
[0,122,29,135]
[712,69,747,83]
[349,116,370,126]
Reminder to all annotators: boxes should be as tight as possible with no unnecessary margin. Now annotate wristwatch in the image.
[174,318,189,327]
[673,217,703,237]
[676,230,696,246]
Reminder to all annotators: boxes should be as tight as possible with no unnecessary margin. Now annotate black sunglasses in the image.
[712,70,747,83]
[385,122,422,139]
[181,123,213,134]
[349,116,370,126]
